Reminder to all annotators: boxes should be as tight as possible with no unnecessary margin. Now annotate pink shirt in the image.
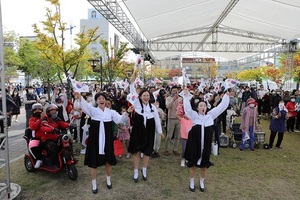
[180,117,193,139]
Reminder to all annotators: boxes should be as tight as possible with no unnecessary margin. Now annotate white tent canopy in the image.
[89,0,300,61]
[124,0,300,60]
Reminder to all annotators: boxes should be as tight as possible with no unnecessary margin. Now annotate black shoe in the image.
[150,152,157,158]
[107,183,112,189]
[200,187,205,192]
[141,169,147,181]
[92,187,98,194]
[133,177,138,183]
[155,152,160,158]
[189,186,195,192]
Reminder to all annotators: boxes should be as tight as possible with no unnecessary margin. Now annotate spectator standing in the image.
[241,86,251,112]
[257,85,266,116]
[262,91,271,120]
[23,86,40,127]
[151,100,166,158]
[164,86,182,156]
[11,88,22,122]
[176,98,192,167]
[269,100,287,149]
[285,96,297,132]
[239,98,259,151]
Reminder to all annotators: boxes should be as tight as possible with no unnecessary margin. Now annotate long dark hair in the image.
[138,89,154,113]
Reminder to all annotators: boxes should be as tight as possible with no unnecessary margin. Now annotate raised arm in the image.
[208,93,230,119]
[182,94,196,120]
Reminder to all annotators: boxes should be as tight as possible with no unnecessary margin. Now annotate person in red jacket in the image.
[286,95,297,132]
[40,104,70,167]
[28,103,46,168]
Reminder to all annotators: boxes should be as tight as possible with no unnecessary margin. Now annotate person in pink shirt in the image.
[176,98,193,167]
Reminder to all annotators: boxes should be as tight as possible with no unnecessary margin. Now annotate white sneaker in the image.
[34,160,43,169]
[15,119,18,122]
[181,159,185,167]
[140,153,144,158]
[81,148,86,155]
[294,130,299,132]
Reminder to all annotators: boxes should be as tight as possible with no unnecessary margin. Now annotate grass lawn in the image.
[1,117,300,199]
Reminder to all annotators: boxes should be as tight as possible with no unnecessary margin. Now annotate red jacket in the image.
[40,115,70,142]
[29,116,44,139]
[286,101,297,118]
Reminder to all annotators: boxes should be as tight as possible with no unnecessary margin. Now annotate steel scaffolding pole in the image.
[0,0,11,198]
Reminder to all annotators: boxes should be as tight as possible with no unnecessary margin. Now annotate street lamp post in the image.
[88,56,103,91]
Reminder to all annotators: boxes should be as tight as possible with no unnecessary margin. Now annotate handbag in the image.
[211,142,218,156]
[114,140,124,156]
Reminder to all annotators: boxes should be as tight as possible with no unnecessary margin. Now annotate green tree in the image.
[100,39,130,83]
[2,31,22,83]
[32,0,99,98]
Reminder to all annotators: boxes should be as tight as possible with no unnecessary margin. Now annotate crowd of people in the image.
[1,77,299,193]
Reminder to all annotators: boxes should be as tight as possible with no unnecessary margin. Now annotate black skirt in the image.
[184,124,214,168]
[84,120,116,168]
[128,113,155,156]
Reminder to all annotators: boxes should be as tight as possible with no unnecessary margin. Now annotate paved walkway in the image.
[0,108,27,168]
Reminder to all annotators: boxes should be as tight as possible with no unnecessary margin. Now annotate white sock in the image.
[106,176,111,185]
[92,179,97,190]
[190,178,195,188]
[134,169,138,179]
[200,177,205,188]
[142,167,147,177]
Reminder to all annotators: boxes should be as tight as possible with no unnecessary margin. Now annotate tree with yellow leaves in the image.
[33,0,99,98]
[278,51,300,88]
[237,67,265,83]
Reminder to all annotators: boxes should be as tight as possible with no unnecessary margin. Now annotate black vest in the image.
[25,93,37,110]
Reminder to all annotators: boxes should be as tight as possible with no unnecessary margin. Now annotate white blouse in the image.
[183,93,229,165]
[80,97,125,155]
[130,84,162,134]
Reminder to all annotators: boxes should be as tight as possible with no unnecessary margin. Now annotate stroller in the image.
[229,114,250,149]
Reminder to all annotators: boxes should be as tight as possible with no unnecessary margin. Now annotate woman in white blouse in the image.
[128,70,163,183]
[183,88,232,192]
[74,92,131,194]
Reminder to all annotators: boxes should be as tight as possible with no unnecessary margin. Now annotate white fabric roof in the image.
[123,0,300,60]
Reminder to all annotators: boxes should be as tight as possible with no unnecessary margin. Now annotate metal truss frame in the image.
[87,0,290,65]
[195,0,240,50]
[150,25,283,43]
[147,42,287,53]
[87,0,145,50]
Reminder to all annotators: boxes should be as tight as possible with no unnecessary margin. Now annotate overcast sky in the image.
[1,0,92,37]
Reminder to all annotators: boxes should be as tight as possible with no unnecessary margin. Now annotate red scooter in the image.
[23,128,78,180]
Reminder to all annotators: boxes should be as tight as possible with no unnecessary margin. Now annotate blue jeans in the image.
[240,126,255,150]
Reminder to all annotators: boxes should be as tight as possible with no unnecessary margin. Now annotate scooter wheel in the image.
[24,156,35,172]
[67,164,78,180]
[232,142,237,149]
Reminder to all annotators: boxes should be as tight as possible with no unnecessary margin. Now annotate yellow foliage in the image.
[237,67,264,82]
